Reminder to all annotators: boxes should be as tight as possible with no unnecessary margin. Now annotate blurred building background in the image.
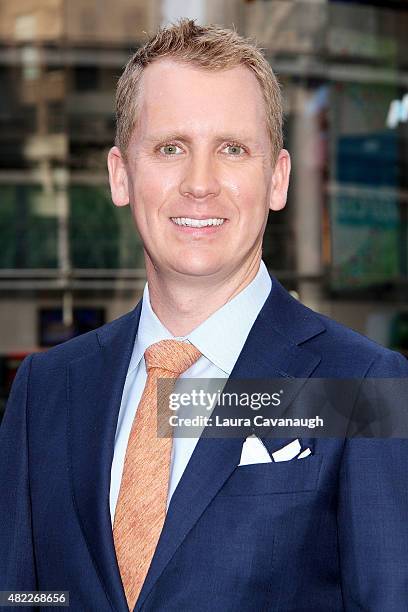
[0,0,407,413]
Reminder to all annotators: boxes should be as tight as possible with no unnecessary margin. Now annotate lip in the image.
[169,217,228,234]
[169,215,228,221]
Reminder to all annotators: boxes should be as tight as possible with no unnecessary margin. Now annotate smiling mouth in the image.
[170,217,226,228]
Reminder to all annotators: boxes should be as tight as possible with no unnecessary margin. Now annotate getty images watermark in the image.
[167,388,323,430]
[156,377,408,438]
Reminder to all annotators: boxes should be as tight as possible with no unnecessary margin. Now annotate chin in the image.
[169,256,226,279]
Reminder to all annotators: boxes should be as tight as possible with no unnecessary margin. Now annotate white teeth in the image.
[171,217,225,228]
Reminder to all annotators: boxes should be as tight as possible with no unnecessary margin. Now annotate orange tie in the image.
[113,339,202,610]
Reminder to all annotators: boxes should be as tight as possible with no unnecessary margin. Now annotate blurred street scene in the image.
[0,0,407,412]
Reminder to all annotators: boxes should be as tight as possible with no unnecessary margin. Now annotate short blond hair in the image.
[115,18,283,164]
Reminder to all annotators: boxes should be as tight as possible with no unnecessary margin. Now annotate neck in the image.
[145,253,262,337]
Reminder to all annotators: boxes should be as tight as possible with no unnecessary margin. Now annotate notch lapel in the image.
[68,303,142,612]
[134,277,326,610]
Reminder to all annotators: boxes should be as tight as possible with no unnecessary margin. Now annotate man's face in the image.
[108,58,290,283]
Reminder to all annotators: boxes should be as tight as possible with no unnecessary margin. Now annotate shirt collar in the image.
[127,260,272,377]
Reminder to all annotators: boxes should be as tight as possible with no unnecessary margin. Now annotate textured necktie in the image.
[113,339,202,610]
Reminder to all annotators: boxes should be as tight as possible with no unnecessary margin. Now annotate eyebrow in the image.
[144,132,257,145]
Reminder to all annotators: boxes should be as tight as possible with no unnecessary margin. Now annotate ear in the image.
[269,149,291,212]
[107,146,130,207]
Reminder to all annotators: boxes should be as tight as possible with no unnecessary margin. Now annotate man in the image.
[1,19,407,612]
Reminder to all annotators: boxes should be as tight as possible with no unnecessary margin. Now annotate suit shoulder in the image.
[262,277,406,376]
[273,281,389,359]
[30,307,139,370]
[311,308,408,376]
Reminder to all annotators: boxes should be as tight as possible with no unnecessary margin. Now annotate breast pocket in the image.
[218,454,323,496]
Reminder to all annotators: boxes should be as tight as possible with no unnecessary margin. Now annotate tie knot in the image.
[144,339,201,375]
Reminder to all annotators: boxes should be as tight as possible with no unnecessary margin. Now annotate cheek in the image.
[134,174,162,202]
[236,187,269,223]
[224,167,268,212]
[140,162,180,193]
[222,174,241,199]
[128,173,165,221]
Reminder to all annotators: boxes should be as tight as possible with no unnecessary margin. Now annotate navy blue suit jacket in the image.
[1,276,408,611]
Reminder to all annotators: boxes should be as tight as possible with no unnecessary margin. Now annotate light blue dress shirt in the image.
[109,260,272,524]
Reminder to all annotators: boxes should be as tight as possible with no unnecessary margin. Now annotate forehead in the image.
[134,58,268,143]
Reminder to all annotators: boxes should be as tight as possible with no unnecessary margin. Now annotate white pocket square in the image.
[238,436,311,466]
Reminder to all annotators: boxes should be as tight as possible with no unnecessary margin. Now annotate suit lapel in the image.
[68,303,142,612]
[134,276,325,610]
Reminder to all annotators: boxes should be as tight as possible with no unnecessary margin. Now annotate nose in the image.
[179,150,221,200]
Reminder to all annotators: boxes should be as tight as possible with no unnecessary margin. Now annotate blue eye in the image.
[223,143,246,155]
[157,142,247,156]
[160,144,183,155]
